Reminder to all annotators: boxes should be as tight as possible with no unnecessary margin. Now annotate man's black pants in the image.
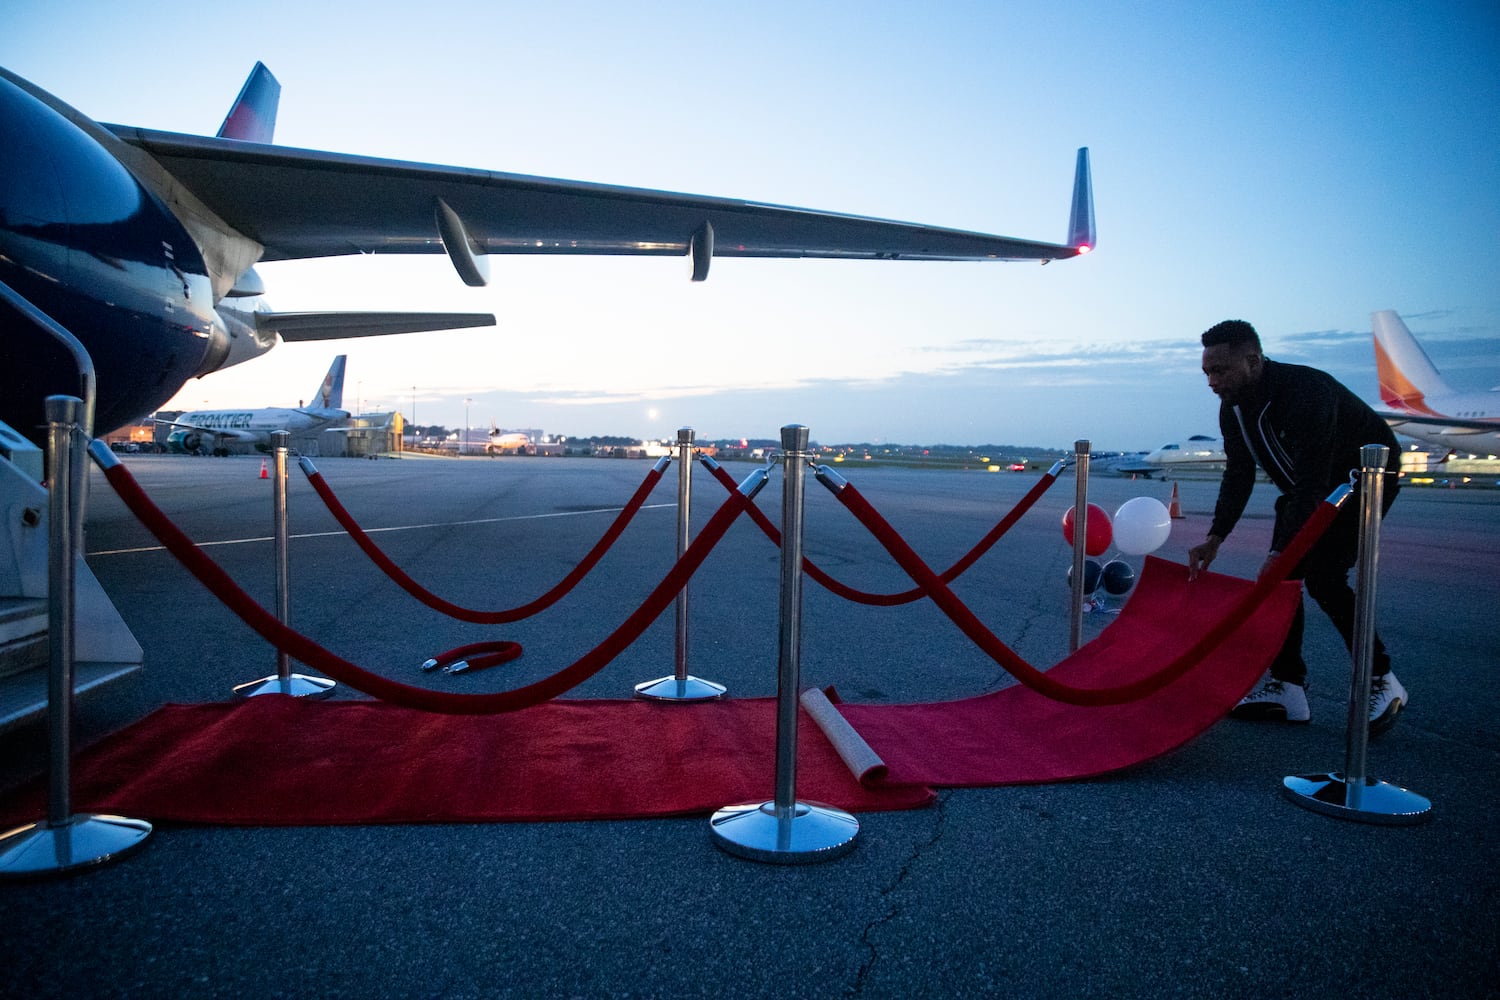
[1268,485,1397,688]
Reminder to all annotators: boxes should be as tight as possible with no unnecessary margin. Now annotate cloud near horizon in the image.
[471,323,1500,448]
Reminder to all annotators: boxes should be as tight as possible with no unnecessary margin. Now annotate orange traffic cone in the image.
[259,459,269,480]
[1168,482,1184,519]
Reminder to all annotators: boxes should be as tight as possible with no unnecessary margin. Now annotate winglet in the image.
[217,62,280,143]
[1066,147,1095,253]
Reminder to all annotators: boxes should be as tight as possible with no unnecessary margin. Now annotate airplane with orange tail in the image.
[1372,311,1500,455]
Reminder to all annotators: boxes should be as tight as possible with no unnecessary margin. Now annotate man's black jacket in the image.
[1209,359,1399,552]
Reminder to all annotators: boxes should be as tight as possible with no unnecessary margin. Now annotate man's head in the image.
[1200,320,1264,405]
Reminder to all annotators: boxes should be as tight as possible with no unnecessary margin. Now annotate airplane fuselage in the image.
[1092,438,1226,479]
[165,407,348,454]
[486,433,532,456]
[1382,399,1500,456]
[0,69,230,438]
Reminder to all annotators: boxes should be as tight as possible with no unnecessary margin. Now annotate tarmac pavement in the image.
[1,453,1496,998]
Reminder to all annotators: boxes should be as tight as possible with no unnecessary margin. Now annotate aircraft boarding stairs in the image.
[0,420,142,733]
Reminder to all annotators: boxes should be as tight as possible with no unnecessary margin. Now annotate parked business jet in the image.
[157,355,349,455]
[0,61,1094,444]
[1097,436,1226,478]
[1373,310,1500,456]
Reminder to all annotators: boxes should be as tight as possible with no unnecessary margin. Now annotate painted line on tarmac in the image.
[88,503,676,556]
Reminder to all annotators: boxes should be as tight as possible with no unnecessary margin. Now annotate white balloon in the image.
[1113,496,1172,555]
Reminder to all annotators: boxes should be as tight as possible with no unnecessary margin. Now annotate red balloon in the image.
[1062,503,1113,556]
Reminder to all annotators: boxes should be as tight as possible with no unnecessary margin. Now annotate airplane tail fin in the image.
[1372,310,1453,414]
[314,356,347,411]
[1065,147,1095,253]
[217,62,280,143]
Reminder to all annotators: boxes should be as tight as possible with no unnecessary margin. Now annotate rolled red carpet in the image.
[834,557,1303,786]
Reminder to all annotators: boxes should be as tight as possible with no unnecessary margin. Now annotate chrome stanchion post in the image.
[0,397,151,878]
[710,425,859,863]
[1068,439,1091,653]
[273,431,292,682]
[1283,445,1431,824]
[234,432,336,699]
[636,428,726,701]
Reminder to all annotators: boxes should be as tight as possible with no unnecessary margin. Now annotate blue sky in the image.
[5,2,1498,448]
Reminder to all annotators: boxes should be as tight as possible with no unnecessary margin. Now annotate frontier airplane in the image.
[0,61,1095,445]
[156,355,349,455]
[1373,310,1500,456]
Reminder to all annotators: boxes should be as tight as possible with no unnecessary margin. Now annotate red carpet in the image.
[835,557,1303,786]
[0,696,932,827]
[0,560,1298,827]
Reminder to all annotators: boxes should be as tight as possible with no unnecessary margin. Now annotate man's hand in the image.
[1187,535,1222,581]
[1258,551,1282,580]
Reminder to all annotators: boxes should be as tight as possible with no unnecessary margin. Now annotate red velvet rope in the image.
[833,482,1339,706]
[99,462,746,715]
[708,461,1058,606]
[426,640,525,673]
[304,463,664,624]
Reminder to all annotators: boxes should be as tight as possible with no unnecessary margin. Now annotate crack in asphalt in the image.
[847,789,952,997]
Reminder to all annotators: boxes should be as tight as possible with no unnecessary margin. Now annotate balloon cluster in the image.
[1061,495,1173,598]
[1069,557,1135,596]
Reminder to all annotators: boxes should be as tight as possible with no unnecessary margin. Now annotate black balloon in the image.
[1068,558,1103,595]
[1101,559,1136,595]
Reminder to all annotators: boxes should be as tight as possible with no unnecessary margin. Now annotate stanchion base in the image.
[709,800,859,864]
[1282,772,1432,826]
[0,814,152,879]
[233,674,338,700]
[634,675,727,702]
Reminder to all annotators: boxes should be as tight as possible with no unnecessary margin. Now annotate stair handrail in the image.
[0,278,95,442]
[0,278,97,540]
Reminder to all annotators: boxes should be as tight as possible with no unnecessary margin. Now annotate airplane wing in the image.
[150,418,258,444]
[103,127,1094,280]
[1096,459,1156,477]
[262,311,496,342]
[1379,412,1500,434]
[1089,453,1155,477]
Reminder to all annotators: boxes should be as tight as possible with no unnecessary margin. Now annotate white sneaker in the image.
[1231,676,1310,723]
[1369,672,1408,736]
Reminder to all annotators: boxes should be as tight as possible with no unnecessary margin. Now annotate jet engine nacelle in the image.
[212,294,280,372]
[165,429,210,454]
